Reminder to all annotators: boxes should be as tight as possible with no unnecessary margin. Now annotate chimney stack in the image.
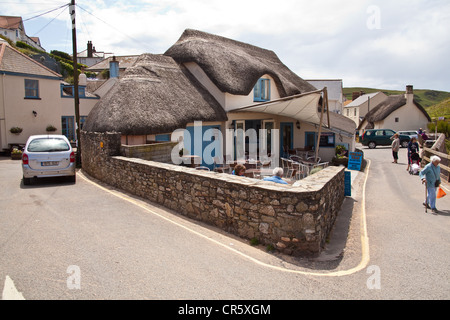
[406,85,413,94]
[352,91,365,101]
[87,41,93,58]
[109,56,119,78]
[405,85,414,104]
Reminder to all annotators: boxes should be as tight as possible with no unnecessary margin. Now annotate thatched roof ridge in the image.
[358,95,431,130]
[165,29,317,97]
[83,53,227,135]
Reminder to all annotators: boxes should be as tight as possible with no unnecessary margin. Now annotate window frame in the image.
[24,79,40,99]
[253,78,271,102]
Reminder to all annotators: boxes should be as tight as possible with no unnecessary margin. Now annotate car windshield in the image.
[27,138,70,152]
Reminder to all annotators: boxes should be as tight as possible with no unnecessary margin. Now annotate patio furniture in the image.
[213,156,231,173]
[291,161,309,180]
[181,155,201,168]
[195,166,210,171]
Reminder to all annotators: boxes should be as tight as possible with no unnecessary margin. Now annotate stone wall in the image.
[121,142,178,163]
[81,131,346,256]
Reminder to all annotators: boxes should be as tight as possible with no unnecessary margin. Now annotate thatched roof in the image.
[165,29,317,97]
[358,95,431,130]
[324,111,357,135]
[83,53,227,135]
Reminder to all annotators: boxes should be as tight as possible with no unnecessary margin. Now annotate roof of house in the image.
[86,55,139,71]
[0,16,23,30]
[0,42,61,78]
[83,53,227,135]
[357,95,431,130]
[344,92,382,108]
[165,29,317,97]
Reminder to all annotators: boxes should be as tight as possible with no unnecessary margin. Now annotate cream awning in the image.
[231,89,328,128]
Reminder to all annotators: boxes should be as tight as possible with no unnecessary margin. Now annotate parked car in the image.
[397,130,419,140]
[361,129,410,149]
[22,135,76,185]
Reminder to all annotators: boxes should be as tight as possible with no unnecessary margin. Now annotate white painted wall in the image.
[0,73,99,150]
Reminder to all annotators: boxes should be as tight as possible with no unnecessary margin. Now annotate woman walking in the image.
[420,155,441,214]
[391,133,400,163]
[407,137,420,171]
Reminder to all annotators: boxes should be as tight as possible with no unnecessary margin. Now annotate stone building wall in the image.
[81,131,346,256]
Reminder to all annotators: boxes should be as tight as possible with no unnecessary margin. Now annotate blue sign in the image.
[348,152,363,171]
[345,171,351,197]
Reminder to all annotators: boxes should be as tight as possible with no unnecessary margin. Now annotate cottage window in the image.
[254,78,270,102]
[24,79,39,99]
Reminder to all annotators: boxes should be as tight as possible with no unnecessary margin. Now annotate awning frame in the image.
[232,88,331,162]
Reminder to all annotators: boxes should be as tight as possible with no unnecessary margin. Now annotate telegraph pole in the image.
[70,0,82,167]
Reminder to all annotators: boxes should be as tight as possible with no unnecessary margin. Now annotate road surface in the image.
[0,147,449,300]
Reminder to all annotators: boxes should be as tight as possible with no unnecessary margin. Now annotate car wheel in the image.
[23,176,31,185]
[368,142,376,149]
[401,140,409,148]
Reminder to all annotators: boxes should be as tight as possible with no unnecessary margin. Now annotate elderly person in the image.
[420,155,441,214]
[263,167,288,185]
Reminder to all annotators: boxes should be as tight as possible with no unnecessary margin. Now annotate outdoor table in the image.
[181,155,201,168]
[244,168,275,179]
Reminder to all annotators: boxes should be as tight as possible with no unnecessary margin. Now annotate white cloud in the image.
[3,0,449,91]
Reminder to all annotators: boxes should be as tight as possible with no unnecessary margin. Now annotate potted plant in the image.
[332,145,349,167]
[10,127,23,134]
[11,148,23,160]
[46,125,57,132]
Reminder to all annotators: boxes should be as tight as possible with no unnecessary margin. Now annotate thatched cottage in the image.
[358,85,431,132]
[84,29,356,168]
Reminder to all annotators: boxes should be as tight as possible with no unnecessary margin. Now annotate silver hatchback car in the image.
[22,135,76,185]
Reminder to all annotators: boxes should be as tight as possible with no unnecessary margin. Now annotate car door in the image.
[384,130,395,145]
[374,130,385,145]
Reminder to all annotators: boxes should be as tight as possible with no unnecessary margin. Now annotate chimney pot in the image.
[87,41,93,58]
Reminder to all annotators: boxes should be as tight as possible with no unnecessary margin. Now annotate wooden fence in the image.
[423,147,450,182]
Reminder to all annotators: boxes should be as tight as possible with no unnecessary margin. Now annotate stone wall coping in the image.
[121,141,178,148]
[112,156,345,194]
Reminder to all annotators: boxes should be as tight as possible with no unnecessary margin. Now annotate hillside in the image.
[426,98,450,119]
[343,87,450,108]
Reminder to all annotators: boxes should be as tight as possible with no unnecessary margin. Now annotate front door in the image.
[280,122,293,158]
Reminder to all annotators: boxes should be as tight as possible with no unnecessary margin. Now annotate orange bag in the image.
[437,187,447,199]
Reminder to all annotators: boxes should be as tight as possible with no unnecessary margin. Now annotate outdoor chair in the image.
[195,166,210,171]
[291,161,309,180]
[213,156,231,173]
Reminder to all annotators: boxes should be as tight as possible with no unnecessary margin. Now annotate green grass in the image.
[426,98,450,119]
[343,87,450,108]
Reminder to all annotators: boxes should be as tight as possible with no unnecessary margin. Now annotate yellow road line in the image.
[79,162,371,277]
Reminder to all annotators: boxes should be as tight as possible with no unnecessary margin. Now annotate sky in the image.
[2,0,450,92]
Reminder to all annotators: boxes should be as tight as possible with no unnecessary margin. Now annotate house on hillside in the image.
[77,41,113,67]
[0,41,100,152]
[0,16,45,51]
[86,55,139,79]
[83,29,357,168]
[358,85,431,132]
[343,91,387,127]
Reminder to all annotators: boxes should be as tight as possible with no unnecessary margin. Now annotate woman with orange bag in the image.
[420,156,442,214]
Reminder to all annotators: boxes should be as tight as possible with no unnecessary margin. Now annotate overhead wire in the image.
[75,4,149,50]
[32,4,69,36]
[22,3,70,22]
